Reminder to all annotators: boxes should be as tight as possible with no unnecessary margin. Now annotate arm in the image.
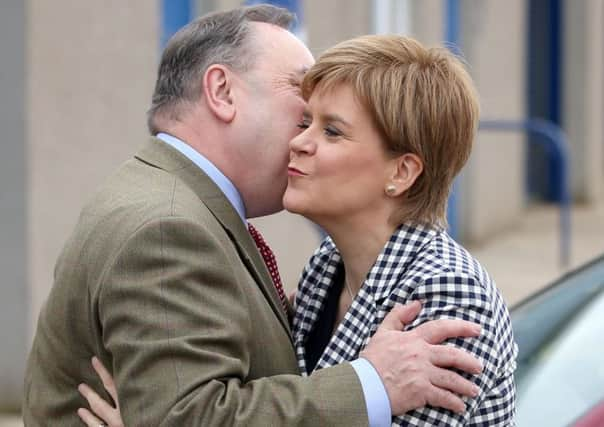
[86,218,486,426]
[80,300,484,427]
[99,216,367,427]
[384,273,516,426]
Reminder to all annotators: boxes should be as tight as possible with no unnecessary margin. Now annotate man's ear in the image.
[202,64,236,123]
[386,153,423,197]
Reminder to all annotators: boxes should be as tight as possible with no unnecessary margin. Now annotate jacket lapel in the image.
[293,241,342,375]
[313,224,438,370]
[135,137,292,338]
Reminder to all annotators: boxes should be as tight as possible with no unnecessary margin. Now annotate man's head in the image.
[149,5,314,218]
[148,5,293,133]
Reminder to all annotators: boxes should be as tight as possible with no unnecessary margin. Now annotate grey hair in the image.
[147,4,294,134]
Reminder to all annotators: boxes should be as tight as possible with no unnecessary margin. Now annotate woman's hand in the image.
[77,357,124,427]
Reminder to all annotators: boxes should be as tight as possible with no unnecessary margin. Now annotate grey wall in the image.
[0,0,27,411]
[563,0,604,202]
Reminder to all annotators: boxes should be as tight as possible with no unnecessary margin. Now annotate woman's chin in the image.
[283,194,309,216]
[282,198,302,215]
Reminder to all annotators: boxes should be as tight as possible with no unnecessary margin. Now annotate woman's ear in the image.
[385,153,423,197]
[202,64,236,123]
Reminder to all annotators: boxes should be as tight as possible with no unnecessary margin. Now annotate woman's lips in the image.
[287,166,307,176]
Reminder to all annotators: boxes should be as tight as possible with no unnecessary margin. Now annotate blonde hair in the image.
[302,35,480,228]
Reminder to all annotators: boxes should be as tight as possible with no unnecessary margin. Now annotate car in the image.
[511,254,604,426]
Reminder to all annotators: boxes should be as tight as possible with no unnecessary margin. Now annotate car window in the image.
[515,287,604,426]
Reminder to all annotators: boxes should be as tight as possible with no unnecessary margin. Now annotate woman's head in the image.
[288,34,479,229]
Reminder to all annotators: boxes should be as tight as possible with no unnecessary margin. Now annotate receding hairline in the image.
[245,21,311,62]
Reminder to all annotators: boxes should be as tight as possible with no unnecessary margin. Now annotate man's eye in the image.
[289,78,303,93]
[297,121,310,129]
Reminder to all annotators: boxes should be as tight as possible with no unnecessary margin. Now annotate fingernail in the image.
[472,385,480,396]
[77,383,84,393]
[473,325,481,335]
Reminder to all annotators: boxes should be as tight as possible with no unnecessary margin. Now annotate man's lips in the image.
[287,166,307,176]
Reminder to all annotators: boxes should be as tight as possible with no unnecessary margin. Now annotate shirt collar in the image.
[156,132,246,221]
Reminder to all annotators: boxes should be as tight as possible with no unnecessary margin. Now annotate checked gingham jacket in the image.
[292,223,518,426]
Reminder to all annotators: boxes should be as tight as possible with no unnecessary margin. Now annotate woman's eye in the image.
[297,121,310,129]
[324,126,341,137]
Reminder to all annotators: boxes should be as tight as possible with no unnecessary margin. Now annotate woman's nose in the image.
[289,129,316,155]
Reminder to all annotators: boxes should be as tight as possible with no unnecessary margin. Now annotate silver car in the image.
[512,254,604,426]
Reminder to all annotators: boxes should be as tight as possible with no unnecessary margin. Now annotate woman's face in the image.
[283,84,398,226]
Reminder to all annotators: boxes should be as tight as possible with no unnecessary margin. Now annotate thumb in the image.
[379,300,422,331]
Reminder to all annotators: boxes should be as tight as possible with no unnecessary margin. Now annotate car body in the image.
[512,254,604,426]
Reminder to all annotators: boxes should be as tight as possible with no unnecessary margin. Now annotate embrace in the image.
[24,4,517,426]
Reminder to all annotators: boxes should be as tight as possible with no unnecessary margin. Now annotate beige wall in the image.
[458,0,527,243]
[406,0,527,243]
[409,0,445,46]
[563,0,604,203]
[27,1,158,335]
[305,0,372,54]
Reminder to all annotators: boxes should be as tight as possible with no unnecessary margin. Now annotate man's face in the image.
[234,23,314,218]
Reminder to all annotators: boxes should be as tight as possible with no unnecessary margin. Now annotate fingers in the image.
[415,319,481,345]
[288,290,297,306]
[77,407,106,427]
[78,383,122,427]
[378,300,422,331]
[430,366,480,399]
[425,385,467,414]
[430,345,483,374]
[92,357,119,405]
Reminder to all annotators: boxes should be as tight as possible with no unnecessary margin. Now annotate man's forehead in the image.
[250,22,313,58]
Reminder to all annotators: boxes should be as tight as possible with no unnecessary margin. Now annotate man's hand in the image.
[360,301,482,416]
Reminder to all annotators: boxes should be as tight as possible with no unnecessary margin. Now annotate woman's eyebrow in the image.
[321,113,351,128]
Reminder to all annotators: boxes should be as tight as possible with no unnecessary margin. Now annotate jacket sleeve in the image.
[98,216,368,427]
[390,272,517,426]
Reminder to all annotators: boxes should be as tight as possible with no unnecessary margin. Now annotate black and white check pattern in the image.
[293,223,518,426]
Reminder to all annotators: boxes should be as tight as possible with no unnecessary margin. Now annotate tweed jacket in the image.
[23,137,367,427]
[293,224,518,426]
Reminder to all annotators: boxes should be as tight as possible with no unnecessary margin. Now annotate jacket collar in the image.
[135,137,292,339]
[295,223,437,372]
[365,223,437,303]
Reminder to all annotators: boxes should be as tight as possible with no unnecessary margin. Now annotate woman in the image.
[78,34,517,426]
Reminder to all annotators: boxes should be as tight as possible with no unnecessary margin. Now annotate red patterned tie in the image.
[247,223,288,312]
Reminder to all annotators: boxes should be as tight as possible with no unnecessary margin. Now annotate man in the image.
[24,5,482,426]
